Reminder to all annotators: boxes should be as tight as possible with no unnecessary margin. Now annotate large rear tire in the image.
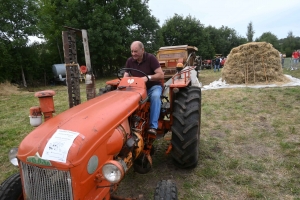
[0,173,23,200]
[154,180,177,200]
[98,85,112,96]
[171,86,201,169]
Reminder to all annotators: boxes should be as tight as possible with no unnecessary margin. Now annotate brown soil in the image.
[0,82,29,96]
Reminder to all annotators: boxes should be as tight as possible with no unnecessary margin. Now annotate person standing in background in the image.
[292,50,299,69]
[214,56,220,72]
[280,52,285,68]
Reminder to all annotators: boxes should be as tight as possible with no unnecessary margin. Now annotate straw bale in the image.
[222,42,287,84]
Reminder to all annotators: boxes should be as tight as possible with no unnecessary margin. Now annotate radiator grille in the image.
[20,161,73,200]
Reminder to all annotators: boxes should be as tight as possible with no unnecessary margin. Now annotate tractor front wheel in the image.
[154,180,177,200]
[171,86,201,169]
[0,173,23,200]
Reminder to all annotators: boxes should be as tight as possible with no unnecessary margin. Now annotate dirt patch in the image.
[0,82,28,95]
[242,143,274,158]
[209,130,226,138]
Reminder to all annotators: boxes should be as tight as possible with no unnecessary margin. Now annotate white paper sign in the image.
[42,129,79,163]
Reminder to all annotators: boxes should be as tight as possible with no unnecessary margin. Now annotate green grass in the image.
[1,68,300,199]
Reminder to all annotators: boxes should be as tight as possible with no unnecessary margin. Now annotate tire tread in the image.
[154,180,178,200]
[171,86,201,169]
[0,173,23,200]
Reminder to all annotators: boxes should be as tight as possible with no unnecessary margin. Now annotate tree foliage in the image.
[0,0,37,45]
[256,32,279,50]
[246,21,255,42]
[37,0,162,77]
[0,0,41,84]
[161,15,247,59]
[279,31,300,56]
[205,25,246,58]
[161,14,211,58]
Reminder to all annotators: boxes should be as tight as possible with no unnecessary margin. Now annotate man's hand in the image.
[143,76,148,82]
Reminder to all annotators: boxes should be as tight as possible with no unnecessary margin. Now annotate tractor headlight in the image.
[102,160,124,184]
[8,147,19,167]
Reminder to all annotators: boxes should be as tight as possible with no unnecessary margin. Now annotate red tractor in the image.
[200,59,213,69]
[0,66,201,199]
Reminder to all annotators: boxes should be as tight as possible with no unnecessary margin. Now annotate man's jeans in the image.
[293,58,298,68]
[214,64,220,72]
[147,85,162,129]
[293,58,298,64]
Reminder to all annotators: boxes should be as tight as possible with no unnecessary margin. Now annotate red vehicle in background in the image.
[201,59,213,69]
[220,57,226,68]
[199,54,226,70]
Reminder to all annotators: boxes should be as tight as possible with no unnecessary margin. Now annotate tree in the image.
[0,0,37,45]
[280,31,300,56]
[246,21,255,42]
[202,25,246,59]
[0,0,38,83]
[256,32,279,50]
[37,0,161,77]
[128,0,163,53]
[202,26,218,58]
[161,14,209,58]
[0,39,14,82]
[37,0,84,67]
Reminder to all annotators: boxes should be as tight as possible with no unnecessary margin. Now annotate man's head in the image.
[131,41,144,62]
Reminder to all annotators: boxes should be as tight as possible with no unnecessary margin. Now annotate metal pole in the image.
[82,29,96,100]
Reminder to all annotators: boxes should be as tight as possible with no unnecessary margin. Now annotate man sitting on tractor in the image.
[124,41,164,135]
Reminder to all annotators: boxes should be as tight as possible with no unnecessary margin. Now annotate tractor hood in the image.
[18,87,147,169]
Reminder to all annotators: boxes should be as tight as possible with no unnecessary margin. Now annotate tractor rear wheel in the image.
[171,86,201,169]
[0,173,23,200]
[154,180,177,200]
[98,85,113,96]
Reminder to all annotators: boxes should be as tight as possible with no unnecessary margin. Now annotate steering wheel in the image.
[117,68,150,81]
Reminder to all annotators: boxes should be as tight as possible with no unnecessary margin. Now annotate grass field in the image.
[1,62,300,199]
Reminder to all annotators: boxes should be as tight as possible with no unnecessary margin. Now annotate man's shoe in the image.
[147,128,157,135]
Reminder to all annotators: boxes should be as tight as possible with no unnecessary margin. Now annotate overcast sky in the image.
[148,0,300,39]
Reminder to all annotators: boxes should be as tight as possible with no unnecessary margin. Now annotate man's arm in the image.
[150,67,164,81]
[141,67,164,82]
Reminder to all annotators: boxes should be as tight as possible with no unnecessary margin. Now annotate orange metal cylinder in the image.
[34,90,56,121]
[29,106,42,117]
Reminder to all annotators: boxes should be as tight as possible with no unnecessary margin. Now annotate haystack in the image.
[222,42,287,84]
